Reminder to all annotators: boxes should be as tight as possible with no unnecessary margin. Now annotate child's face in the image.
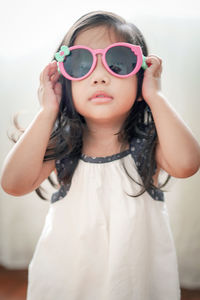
[71,25,138,127]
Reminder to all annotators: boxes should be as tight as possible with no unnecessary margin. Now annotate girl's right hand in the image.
[38,61,62,116]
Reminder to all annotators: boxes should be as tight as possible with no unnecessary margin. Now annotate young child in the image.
[1,10,200,300]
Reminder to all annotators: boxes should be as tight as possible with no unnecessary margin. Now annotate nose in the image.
[90,55,110,85]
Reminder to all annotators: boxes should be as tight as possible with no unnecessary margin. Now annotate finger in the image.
[43,63,56,82]
[48,63,61,84]
[148,54,162,62]
[145,56,162,75]
[40,63,51,84]
[54,82,62,102]
[50,69,60,83]
[146,56,162,68]
[40,61,57,83]
[48,61,58,73]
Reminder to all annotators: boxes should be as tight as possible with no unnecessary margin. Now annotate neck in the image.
[82,119,127,156]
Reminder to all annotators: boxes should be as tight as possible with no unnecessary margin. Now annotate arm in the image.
[143,56,200,178]
[1,61,62,195]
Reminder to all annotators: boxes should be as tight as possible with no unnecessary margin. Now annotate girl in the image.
[1,10,200,300]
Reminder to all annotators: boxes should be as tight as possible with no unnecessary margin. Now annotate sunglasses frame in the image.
[55,42,147,81]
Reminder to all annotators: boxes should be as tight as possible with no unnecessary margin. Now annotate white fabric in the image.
[27,154,180,300]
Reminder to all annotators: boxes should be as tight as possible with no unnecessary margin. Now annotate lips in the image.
[89,91,113,102]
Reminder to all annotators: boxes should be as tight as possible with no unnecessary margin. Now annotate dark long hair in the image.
[13,11,170,199]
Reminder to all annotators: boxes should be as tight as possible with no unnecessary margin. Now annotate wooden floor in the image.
[0,266,28,300]
[0,266,200,300]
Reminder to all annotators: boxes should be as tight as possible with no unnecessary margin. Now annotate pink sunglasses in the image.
[55,42,148,81]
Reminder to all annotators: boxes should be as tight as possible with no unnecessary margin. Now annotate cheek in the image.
[131,77,138,100]
[119,77,138,103]
[129,76,138,96]
[71,82,78,102]
[71,81,86,115]
[71,82,81,109]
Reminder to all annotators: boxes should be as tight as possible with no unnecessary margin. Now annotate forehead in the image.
[74,25,125,49]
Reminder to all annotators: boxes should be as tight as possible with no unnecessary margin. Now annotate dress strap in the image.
[51,157,71,203]
[130,137,164,201]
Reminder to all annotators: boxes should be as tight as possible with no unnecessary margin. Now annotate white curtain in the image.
[0,1,200,289]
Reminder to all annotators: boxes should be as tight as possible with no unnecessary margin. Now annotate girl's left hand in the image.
[142,55,163,104]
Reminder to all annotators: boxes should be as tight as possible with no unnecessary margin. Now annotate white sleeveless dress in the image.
[27,138,180,300]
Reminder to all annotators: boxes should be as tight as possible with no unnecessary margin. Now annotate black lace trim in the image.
[80,149,130,163]
[51,138,164,203]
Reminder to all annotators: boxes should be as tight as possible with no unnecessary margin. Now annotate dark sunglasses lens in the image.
[106,46,137,75]
[63,49,93,78]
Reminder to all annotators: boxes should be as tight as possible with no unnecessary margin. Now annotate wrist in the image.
[38,107,58,123]
[145,92,166,108]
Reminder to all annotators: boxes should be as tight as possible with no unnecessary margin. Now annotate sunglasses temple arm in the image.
[141,56,148,70]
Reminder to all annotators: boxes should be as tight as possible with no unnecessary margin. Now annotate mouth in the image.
[89,92,113,103]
